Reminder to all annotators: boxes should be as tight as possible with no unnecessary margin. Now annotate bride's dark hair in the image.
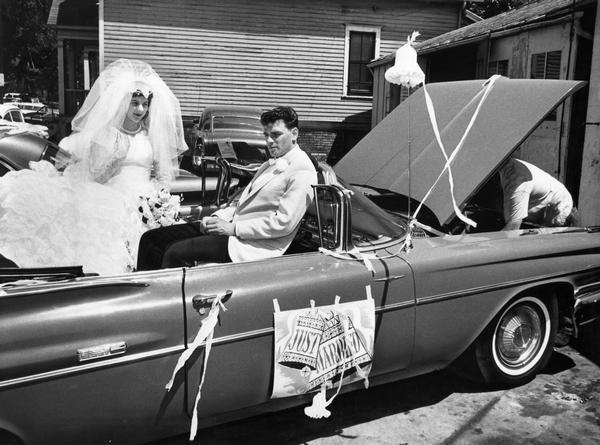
[132,89,154,120]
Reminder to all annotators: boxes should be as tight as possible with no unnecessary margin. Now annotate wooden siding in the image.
[103,0,460,124]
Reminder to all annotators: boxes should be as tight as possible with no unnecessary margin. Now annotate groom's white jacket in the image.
[212,145,318,262]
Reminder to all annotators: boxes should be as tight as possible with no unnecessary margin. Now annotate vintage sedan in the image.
[1,78,599,445]
[181,105,269,177]
[0,104,48,139]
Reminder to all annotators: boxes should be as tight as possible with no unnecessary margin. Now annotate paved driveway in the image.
[153,343,600,445]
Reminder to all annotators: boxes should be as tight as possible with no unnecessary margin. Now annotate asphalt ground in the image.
[155,339,600,445]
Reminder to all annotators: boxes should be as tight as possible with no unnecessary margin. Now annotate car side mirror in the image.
[312,184,353,252]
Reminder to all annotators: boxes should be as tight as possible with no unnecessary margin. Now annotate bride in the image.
[0,59,187,275]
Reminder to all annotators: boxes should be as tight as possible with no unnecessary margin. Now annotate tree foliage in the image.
[1,0,57,100]
[468,0,530,19]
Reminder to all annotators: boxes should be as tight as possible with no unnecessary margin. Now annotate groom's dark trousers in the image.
[137,223,231,270]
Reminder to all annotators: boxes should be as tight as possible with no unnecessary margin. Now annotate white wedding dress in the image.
[0,131,154,275]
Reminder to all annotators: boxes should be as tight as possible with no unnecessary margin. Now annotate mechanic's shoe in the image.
[554,316,573,347]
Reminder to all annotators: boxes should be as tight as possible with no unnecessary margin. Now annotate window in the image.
[343,25,380,97]
[531,51,562,80]
[488,59,509,76]
[531,50,562,120]
[10,110,23,122]
[387,84,417,114]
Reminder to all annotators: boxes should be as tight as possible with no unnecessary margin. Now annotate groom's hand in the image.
[203,216,235,236]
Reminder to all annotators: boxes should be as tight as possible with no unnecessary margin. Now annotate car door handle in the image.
[192,290,233,314]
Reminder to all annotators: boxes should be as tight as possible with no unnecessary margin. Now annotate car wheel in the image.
[474,294,557,386]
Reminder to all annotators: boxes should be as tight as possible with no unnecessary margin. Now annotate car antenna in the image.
[385,32,424,250]
[407,87,412,224]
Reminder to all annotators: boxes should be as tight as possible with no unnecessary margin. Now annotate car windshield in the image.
[231,142,268,164]
[211,116,262,131]
[339,179,407,246]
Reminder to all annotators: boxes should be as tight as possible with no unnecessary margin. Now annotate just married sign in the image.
[271,294,375,402]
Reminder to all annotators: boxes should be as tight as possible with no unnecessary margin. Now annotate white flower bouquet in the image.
[138,185,182,229]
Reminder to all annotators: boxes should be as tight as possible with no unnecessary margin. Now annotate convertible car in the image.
[1,78,599,445]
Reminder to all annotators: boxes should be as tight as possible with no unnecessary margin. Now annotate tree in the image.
[1,0,57,100]
[468,0,531,19]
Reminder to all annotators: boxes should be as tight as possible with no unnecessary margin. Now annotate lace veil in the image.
[62,59,187,183]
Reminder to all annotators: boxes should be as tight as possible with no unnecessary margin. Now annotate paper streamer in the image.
[165,295,227,441]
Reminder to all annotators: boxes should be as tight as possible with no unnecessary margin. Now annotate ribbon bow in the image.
[267,157,289,173]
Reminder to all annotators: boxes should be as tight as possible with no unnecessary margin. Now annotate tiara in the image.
[132,87,153,98]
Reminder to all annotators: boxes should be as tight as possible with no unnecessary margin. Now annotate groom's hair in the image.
[261,106,298,130]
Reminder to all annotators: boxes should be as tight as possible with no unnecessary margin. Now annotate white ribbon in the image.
[165,295,227,441]
[412,75,501,228]
[318,247,377,275]
[304,301,369,419]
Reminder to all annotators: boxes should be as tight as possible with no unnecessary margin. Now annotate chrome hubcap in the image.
[496,305,543,369]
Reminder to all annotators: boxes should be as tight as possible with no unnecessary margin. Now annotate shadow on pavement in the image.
[150,348,587,445]
[542,349,576,375]
[152,370,497,445]
[573,318,600,367]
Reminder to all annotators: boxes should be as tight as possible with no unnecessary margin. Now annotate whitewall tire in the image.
[475,294,557,386]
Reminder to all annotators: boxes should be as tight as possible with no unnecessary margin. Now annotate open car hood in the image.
[334,78,585,226]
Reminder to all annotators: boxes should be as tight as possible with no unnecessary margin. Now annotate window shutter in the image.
[531,51,562,120]
[531,53,546,79]
[488,60,509,77]
[545,51,562,79]
[497,60,508,76]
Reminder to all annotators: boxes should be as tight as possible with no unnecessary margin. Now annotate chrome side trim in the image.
[0,345,184,389]
[211,327,274,346]
[416,268,594,306]
[574,281,600,297]
[573,281,600,337]
[375,300,414,313]
[373,275,406,282]
[77,341,127,363]
[0,300,415,389]
[0,280,149,298]
[208,300,415,347]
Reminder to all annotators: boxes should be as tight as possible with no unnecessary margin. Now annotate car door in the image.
[0,269,189,444]
[182,246,414,423]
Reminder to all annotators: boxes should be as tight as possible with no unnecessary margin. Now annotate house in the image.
[368,0,600,224]
[48,0,472,160]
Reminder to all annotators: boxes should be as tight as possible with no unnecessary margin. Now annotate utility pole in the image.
[578,0,600,225]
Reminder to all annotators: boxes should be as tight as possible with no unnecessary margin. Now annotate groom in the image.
[137,106,318,270]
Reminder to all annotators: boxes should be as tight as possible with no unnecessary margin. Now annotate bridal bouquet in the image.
[138,185,182,229]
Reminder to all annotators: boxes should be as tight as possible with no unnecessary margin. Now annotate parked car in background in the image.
[15,102,45,118]
[181,105,269,177]
[1,79,599,445]
[2,92,23,103]
[23,104,59,125]
[0,104,49,139]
